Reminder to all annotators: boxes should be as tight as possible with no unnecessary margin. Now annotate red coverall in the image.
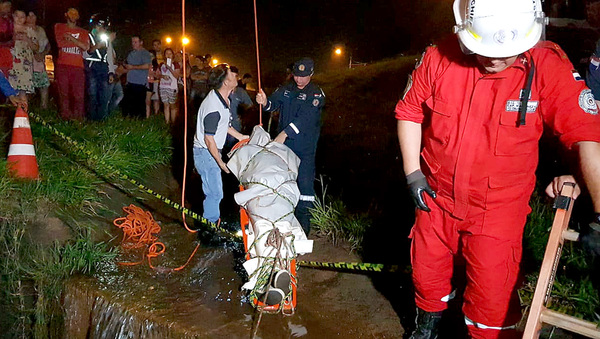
[395,35,600,338]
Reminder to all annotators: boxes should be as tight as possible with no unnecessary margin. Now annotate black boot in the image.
[409,308,443,339]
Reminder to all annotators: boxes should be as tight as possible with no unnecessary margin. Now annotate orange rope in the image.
[113,204,161,249]
[253,0,263,126]
[179,0,197,234]
[114,204,199,272]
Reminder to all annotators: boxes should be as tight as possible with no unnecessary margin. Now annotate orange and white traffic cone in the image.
[6,106,39,179]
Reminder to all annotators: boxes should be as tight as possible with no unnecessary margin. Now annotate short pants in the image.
[159,87,177,104]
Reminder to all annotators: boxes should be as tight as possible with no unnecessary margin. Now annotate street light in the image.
[212,58,218,65]
[182,37,190,46]
[335,47,342,55]
[165,36,172,44]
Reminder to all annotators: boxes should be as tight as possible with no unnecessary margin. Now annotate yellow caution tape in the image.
[297,261,401,273]
[28,111,403,274]
[27,111,239,239]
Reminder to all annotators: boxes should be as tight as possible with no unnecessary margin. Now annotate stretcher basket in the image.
[230,136,299,314]
[239,186,297,314]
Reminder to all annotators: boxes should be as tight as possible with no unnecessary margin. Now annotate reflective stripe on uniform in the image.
[289,123,300,134]
[299,195,315,202]
[13,117,30,129]
[85,33,106,63]
[8,144,35,156]
[441,289,456,302]
[464,316,517,330]
[265,100,272,111]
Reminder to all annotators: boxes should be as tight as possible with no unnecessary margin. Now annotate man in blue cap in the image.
[256,57,325,235]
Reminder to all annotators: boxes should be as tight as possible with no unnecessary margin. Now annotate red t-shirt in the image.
[54,23,89,68]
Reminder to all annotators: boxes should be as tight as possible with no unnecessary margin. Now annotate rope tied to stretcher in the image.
[235,139,299,269]
[229,127,308,320]
[250,228,291,339]
[246,225,297,305]
[114,204,200,273]
[249,227,298,329]
[237,144,293,179]
[234,141,298,216]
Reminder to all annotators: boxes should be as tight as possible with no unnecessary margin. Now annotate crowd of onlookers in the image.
[0,2,255,126]
[0,2,49,108]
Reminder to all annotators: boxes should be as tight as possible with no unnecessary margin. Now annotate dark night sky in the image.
[16,0,454,85]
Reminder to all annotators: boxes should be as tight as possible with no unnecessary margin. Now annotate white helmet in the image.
[453,0,547,58]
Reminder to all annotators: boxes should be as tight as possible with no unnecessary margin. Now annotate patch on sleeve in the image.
[579,89,598,115]
[572,70,583,81]
[401,74,413,101]
[312,98,320,107]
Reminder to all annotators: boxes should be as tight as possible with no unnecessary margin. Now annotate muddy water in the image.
[64,205,403,338]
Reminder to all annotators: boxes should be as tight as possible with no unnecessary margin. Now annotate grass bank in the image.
[0,108,172,337]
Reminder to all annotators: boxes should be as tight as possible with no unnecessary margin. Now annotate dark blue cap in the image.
[293,57,314,77]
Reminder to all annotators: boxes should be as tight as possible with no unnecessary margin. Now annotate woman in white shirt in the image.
[157,48,181,124]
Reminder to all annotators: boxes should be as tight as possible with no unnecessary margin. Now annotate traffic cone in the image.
[6,106,39,179]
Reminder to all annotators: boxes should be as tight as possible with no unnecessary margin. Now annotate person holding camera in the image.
[157,48,181,124]
[85,13,110,121]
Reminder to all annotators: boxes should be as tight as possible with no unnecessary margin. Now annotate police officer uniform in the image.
[85,15,110,121]
[262,58,325,234]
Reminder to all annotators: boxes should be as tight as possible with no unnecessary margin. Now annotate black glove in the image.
[406,169,436,212]
[581,213,600,257]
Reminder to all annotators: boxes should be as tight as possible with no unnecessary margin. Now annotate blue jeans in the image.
[193,147,223,223]
[85,62,110,121]
[107,80,124,113]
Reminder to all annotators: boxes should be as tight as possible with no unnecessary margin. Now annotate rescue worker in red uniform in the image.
[395,0,600,338]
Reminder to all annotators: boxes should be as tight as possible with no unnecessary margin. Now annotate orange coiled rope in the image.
[114,204,200,272]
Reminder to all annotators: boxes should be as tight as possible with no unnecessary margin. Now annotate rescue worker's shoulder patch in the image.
[536,41,570,62]
[579,89,598,115]
[313,87,325,98]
